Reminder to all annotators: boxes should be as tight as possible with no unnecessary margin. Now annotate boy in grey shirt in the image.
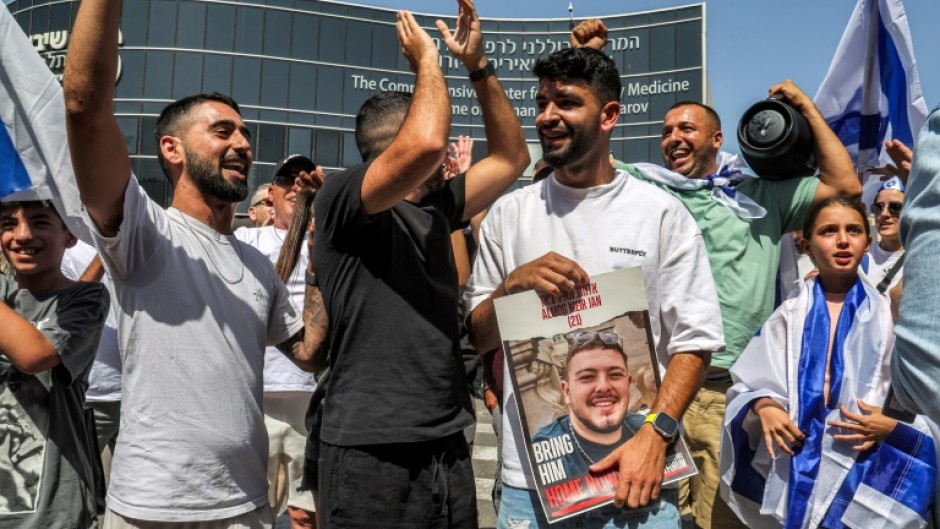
[0,199,109,528]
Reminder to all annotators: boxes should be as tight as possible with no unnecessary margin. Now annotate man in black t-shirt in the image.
[311,1,529,528]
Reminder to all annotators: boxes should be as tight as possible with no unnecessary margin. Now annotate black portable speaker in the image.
[737,95,817,180]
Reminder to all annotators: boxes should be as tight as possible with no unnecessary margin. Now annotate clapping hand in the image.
[436,0,486,70]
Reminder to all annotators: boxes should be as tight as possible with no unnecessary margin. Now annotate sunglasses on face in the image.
[871,201,903,216]
[250,199,267,208]
[272,173,298,187]
[571,331,622,346]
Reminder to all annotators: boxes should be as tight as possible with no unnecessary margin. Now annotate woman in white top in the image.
[862,177,905,292]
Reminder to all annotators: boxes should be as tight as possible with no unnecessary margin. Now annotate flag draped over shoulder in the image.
[813,0,927,175]
[0,5,91,243]
[720,278,939,529]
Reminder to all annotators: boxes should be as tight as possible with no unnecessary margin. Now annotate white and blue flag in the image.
[720,278,939,529]
[814,0,928,175]
[0,5,90,242]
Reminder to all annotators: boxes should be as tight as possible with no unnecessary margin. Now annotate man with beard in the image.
[640,88,858,529]
[569,20,860,529]
[638,94,859,529]
[312,1,529,527]
[532,333,643,480]
[235,154,322,528]
[465,46,724,528]
[63,1,328,526]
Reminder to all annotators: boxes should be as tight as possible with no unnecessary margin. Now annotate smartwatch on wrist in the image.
[645,412,679,441]
[305,270,318,287]
[468,61,496,82]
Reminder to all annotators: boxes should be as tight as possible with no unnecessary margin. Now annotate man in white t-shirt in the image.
[63,1,329,527]
[235,154,321,528]
[464,47,725,528]
[861,177,905,293]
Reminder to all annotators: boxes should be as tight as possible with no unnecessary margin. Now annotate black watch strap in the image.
[305,270,318,287]
[468,62,496,82]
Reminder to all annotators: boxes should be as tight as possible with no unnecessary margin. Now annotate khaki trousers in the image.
[678,378,748,529]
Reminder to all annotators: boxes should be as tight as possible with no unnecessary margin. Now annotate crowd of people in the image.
[1,0,939,528]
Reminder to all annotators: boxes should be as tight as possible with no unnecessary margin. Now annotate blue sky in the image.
[351,0,940,151]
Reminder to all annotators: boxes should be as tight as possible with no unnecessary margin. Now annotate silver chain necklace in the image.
[567,421,597,465]
[179,212,245,284]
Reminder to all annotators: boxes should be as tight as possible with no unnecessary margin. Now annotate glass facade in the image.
[10,0,705,208]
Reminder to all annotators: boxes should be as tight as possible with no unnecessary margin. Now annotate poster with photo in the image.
[494,267,696,523]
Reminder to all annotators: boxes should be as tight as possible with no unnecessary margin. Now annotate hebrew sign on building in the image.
[9,0,705,205]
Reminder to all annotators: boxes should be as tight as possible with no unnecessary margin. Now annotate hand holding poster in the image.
[494,267,696,523]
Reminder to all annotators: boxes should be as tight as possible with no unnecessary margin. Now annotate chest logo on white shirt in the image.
[252,289,269,315]
[609,246,646,257]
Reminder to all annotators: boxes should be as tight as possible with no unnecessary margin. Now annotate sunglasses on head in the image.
[871,201,903,216]
[571,331,621,346]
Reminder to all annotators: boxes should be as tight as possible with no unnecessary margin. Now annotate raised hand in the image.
[453,135,474,173]
[435,0,486,70]
[570,19,608,50]
[870,139,914,186]
[442,137,472,180]
[293,166,325,194]
[769,79,816,116]
[397,10,439,72]
[442,156,460,181]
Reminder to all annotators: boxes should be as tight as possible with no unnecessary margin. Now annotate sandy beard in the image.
[186,150,250,203]
[577,412,625,436]
[570,392,628,437]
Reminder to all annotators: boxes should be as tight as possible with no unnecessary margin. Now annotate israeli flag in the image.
[814,0,928,175]
[0,5,91,243]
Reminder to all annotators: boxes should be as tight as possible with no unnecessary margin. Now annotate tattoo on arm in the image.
[277,284,330,373]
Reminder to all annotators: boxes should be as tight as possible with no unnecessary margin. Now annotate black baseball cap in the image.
[272,154,316,182]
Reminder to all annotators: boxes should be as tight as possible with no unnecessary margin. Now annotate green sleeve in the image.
[615,160,645,180]
[744,176,819,234]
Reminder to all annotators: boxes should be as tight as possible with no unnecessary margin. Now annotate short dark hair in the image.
[154,92,241,179]
[0,200,68,228]
[802,195,871,239]
[563,335,629,380]
[533,47,621,105]
[355,91,412,162]
[667,101,722,132]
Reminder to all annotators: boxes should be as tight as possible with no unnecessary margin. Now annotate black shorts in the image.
[318,433,478,529]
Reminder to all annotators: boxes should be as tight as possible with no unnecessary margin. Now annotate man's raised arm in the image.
[769,80,861,202]
[437,0,530,221]
[63,0,131,237]
[360,11,450,216]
